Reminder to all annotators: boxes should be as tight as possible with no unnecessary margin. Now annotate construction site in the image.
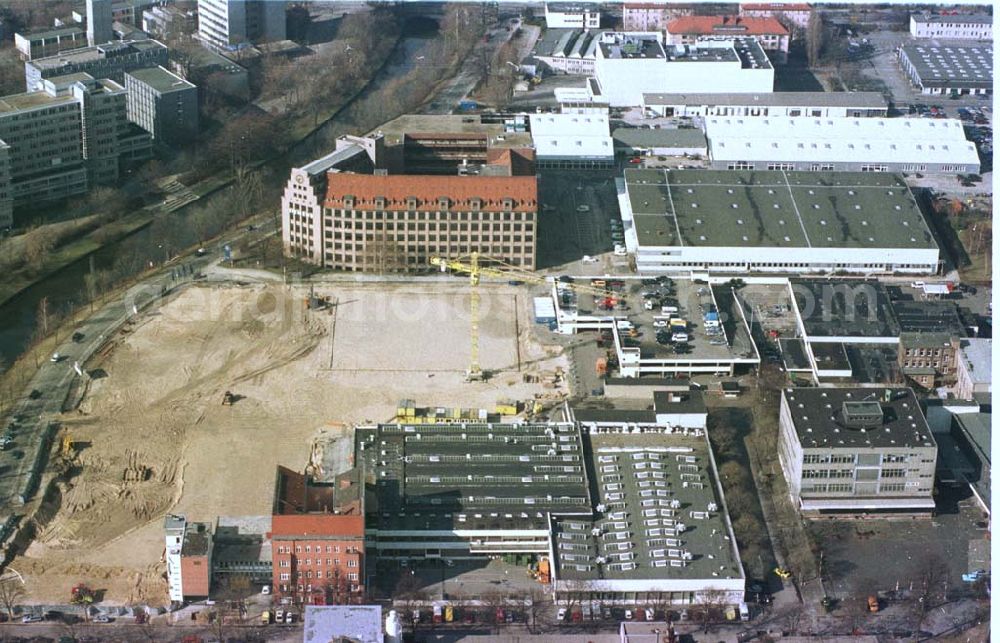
[12,279,570,605]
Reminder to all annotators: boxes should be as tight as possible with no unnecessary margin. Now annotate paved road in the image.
[424,19,521,114]
[0,620,301,642]
[0,218,274,539]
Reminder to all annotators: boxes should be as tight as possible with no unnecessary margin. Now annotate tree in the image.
[0,577,25,620]
[23,226,58,273]
[910,553,948,630]
[805,11,824,68]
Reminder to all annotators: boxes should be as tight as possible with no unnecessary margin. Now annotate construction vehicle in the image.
[60,431,75,459]
[537,557,551,584]
[430,253,623,381]
[222,391,235,406]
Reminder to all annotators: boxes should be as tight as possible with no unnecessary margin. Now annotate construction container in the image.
[495,399,518,415]
[533,297,557,324]
[538,558,551,584]
[596,357,608,376]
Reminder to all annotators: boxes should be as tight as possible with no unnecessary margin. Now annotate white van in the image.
[661,306,678,316]
[673,333,689,342]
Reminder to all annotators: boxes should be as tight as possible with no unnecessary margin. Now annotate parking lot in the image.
[809,486,990,601]
[536,169,623,271]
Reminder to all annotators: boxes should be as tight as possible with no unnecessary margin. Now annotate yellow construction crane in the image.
[429,253,621,381]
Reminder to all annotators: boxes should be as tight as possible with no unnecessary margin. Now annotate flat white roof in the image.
[533,135,614,159]
[706,116,979,165]
[530,112,610,136]
[531,112,614,159]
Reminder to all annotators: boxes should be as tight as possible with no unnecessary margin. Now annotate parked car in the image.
[22,614,43,623]
[576,205,590,212]
[963,569,988,582]
[557,607,567,621]
[93,615,113,623]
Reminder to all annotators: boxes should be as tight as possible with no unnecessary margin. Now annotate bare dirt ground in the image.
[14,282,566,605]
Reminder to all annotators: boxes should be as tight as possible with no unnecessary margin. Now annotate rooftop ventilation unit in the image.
[841,401,884,429]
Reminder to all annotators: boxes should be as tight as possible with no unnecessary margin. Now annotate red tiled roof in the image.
[324,173,538,213]
[486,147,536,176]
[740,3,811,12]
[667,15,790,35]
[271,514,364,538]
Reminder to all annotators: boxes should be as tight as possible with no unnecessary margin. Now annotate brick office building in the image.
[287,173,538,272]
[271,466,366,606]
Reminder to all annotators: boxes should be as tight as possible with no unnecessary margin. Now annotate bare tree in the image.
[805,11,824,68]
[0,577,25,620]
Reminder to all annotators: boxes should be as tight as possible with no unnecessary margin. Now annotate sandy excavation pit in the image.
[14,282,567,604]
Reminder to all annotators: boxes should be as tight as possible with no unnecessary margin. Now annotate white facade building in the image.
[529,111,614,168]
[909,13,992,41]
[197,0,286,50]
[165,514,186,603]
[705,115,980,174]
[642,91,888,118]
[955,338,991,401]
[593,34,774,107]
[545,2,601,29]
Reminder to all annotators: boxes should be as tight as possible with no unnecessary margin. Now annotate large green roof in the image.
[627,169,938,250]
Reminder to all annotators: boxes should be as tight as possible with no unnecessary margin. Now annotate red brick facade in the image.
[270,515,365,606]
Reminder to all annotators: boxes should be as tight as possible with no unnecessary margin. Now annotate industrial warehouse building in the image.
[704,115,980,174]
[613,127,707,157]
[356,420,745,606]
[897,44,992,96]
[530,111,614,168]
[642,91,888,118]
[592,34,774,106]
[622,169,940,275]
[778,388,938,515]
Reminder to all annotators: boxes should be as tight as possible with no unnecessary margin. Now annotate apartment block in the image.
[778,388,937,516]
[14,26,88,61]
[544,2,601,29]
[25,39,169,92]
[898,332,960,389]
[739,3,812,31]
[197,0,286,50]
[666,16,791,57]
[164,515,213,602]
[125,66,198,144]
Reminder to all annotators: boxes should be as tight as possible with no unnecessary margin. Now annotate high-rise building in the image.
[197,0,286,50]
[87,0,115,46]
[125,66,199,144]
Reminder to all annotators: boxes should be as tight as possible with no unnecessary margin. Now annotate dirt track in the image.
[15,282,566,604]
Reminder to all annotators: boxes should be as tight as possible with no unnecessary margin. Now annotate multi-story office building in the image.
[0,72,150,225]
[164,515,213,602]
[25,39,169,92]
[14,26,88,61]
[544,2,601,29]
[623,2,697,33]
[142,5,198,40]
[313,173,537,272]
[197,0,286,50]
[955,338,991,401]
[87,0,115,46]
[898,332,960,389]
[125,66,198,144]
[739,3,812,31]
[909,13,993,40]
[112,0,165,27]
[271,466,365,606]
[778,388,938,516]
[665,16,791,58]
